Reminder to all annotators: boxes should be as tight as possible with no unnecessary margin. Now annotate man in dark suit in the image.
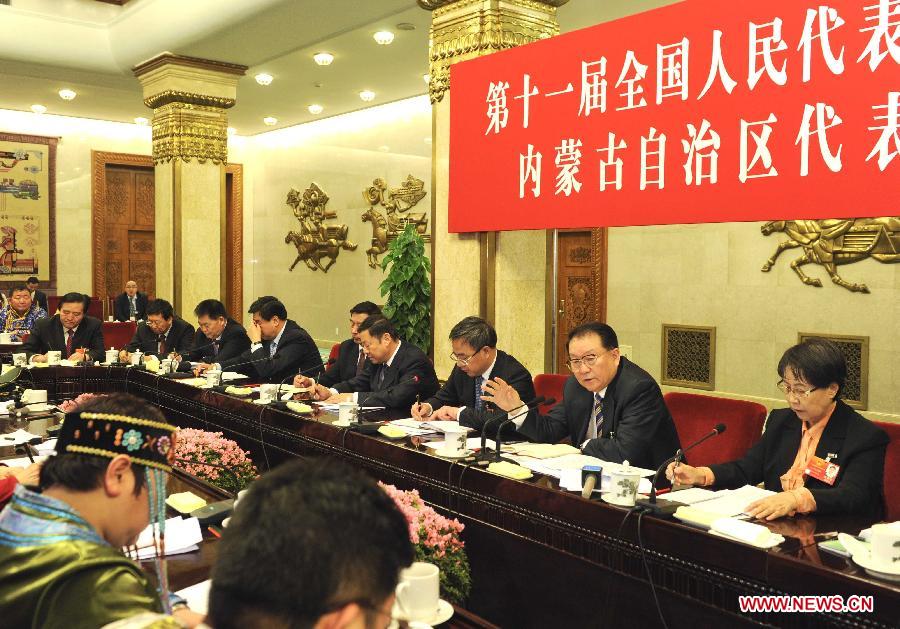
[483,322,681,470]
[113,280,148,322]
[179,299,250,365]
[303,316,439,409]
[26,277,48,313]
[318,301,382,387]
[119,298,194,362]
[411,316,535,432]
[204,298,324,384]
[24,292,105,363]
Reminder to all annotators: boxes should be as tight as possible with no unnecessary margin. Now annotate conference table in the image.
[17,366,900,628]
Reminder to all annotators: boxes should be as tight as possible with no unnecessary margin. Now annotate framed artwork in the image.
[0,132,57,290]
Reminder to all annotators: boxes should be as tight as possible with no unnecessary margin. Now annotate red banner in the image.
[448,0,900,232]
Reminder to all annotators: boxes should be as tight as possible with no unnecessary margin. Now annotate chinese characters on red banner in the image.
[448,0,899,232]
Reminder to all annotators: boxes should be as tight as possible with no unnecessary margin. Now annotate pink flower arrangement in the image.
[380,481,471,602]
[173,428,258,493]
[59,393,103,413]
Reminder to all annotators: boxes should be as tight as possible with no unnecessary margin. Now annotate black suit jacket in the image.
[518,357,682,469]
[113,292,149,322]
[125,317,195,357]
[333,340,439,409]
[425,349,535,432]
[318,338,370,387]
[709,401,888,519]
[24,315,105,362]
[184,319,251,364]
[32,290,48,313]
[220,324,324,384]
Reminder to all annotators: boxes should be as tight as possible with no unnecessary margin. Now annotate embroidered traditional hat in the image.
[56,411,177,471]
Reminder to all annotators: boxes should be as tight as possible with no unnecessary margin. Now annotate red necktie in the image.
[158,334,167,356]
[356,349,365,376]
[65,329,74,356]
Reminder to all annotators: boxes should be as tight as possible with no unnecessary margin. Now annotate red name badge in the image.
[805,456,840,486]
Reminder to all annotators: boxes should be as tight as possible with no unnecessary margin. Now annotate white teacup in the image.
[159,358,173,374]
[396,561,440,623]
[258,383,279,404]
[441,427,469,455]
[0,333,11,344]
[337,401,358,424]
[21,388,48,404]
[105,349,118,364]
[205,370,222,386]
[12,353,27,367]
[870,523,900,567]
[47,350,62,365]
[602,463,641,507]
[130,351,143,366]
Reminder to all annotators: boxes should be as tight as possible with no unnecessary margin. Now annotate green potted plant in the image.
[380,224,432,352]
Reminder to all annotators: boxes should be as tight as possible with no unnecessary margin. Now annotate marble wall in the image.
[606,222,900,421]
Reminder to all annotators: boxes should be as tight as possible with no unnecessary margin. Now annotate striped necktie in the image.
[587,393,604,440]
[474,376,484,411]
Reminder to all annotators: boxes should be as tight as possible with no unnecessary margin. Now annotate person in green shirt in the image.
[0,393,201,628]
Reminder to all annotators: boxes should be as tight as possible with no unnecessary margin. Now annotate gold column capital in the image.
[133,53,247,165]
[420,0,565,103]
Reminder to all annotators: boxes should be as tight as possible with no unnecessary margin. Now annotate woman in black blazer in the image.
[668,338,888,520]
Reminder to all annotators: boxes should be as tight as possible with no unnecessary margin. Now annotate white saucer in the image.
[852,553,900,582]
[433,448,472,459]
[252,399,272,405]
[332,420,352,427]
[391,598,454,627]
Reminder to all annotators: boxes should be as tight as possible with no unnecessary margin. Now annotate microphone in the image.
[493,397,553,462]
[356,374,420,410]
[174,339,221,371]
[475,399,533,463]
[581,465,602,500]
[269,362,327,408]
[636,423,727,516]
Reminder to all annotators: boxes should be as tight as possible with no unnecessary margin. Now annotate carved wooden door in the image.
[555,230,607,373]
[103,166,155,299]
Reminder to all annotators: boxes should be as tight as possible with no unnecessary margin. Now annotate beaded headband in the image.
[56,411,177,472]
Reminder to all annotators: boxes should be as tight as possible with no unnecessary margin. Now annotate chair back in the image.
[873,420,900,521]
[664,392,767,466]
[102,321,137,351]
[327,342,341,367]
[533,374,567,414]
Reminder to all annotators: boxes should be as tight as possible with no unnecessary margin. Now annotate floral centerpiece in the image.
[173,428,258,494]
[380,482,471,603]
[58,392,103,413]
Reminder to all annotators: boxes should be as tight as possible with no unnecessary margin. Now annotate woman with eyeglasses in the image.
[667,337,888,520]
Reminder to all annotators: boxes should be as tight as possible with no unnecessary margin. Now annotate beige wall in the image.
[0,109,152,295]
[239,97,432,345]
[606,222,900,422]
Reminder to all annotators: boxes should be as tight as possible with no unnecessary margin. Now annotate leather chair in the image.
[873,419,900,521]
[664,392,767,466]
[326,342,341,368]
[102,321,137,351]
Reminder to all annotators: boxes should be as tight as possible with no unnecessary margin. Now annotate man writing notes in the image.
[24,292,105,363]
[113,280,148,322]
[318,301,382,387]
[411,316,535,432]
[297,316,439,409]
[179,299,251,365]
[199,298,324,384]
[0,283,47,341]
[119,299,195,362]
[483,322,681,470]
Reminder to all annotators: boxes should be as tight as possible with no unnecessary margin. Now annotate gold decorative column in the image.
[420,0,566,376]
[133,54,247,316]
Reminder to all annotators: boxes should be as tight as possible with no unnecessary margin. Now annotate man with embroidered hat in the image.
[0,393,202,628]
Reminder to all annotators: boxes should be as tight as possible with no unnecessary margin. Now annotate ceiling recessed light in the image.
[396,22,416,31]
[255,73,274,86]
[423,73,430,84]
[313,52,334,66]
[307,104,324,115]
[373,30,395,45]
[227,127,237,136]
[263,116,278,126]
[58,89,77,101]
[30,104,47,114]
[134,117,149,126]
[359,90,376,102]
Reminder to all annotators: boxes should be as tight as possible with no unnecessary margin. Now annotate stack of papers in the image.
[128,516,203,560]
[677,485,776,517]
[506,443,580,459]
[0,429,43,445]
[176,579,211,615]
[424,437,497,451]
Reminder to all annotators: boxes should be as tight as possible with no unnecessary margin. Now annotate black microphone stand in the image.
[491,397,552,463]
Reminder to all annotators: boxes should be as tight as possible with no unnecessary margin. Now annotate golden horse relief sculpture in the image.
[284,183,356,273]
[761,218,900,293]
[361,175,430,268]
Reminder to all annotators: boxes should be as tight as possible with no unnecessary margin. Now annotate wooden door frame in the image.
[91,151,154,304]
[92,154,244,316]
[224,163,243,317]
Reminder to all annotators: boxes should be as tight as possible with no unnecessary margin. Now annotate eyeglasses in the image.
[776,381,818,399]
[565,349,612,371]
[449,346,483,366]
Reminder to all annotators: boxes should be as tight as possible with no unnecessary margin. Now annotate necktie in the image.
[356,349,365,376]
[157,334,166,356]
[474,376,484,411]
[129,297,136,318]
[65,329,74,356]
[212,340,220,357]
[588,394,604,440]
[269,340,278,357]
[376,365,386,389]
